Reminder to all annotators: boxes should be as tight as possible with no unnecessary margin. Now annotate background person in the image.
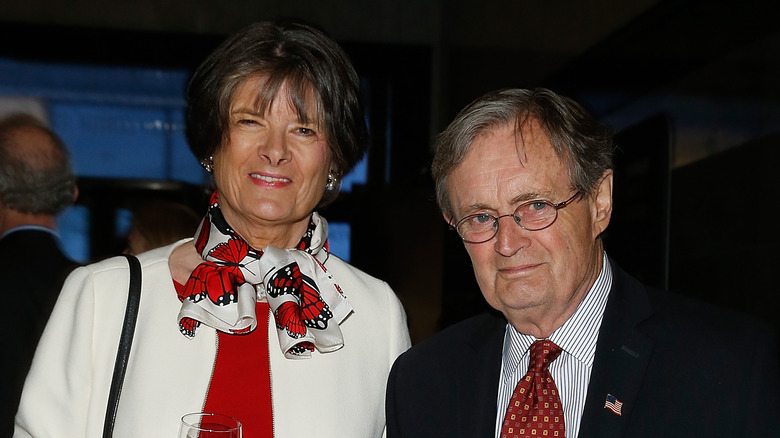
[123,200,201,255]
[386,88,779,437]
[16,20,410,438]
[0,113,79,438]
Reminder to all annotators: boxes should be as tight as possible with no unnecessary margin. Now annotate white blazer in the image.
[14,240,411,438]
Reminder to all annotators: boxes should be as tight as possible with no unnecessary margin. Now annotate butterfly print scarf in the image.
[177,191,352,359]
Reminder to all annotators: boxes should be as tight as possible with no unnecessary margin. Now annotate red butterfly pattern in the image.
[209,238,251,283]
[300,275,331,330]
[178,191,344,354]
[181,237,254,308]
[182,262,235,306]
[179,316,200,338]
[274,301,306,338]
[267,262,333,353]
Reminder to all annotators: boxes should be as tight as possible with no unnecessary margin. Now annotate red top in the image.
[175,281,274,437]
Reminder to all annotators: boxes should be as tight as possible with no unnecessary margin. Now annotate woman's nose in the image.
[259,129,290,165]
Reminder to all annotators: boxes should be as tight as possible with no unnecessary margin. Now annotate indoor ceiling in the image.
[3,1,776,105]
[2,0,778,166]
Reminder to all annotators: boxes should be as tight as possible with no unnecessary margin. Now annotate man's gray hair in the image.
[0,113,76,215]
[431,88,614,218]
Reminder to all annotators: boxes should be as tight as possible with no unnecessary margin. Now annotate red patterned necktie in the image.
[500,340,565,438]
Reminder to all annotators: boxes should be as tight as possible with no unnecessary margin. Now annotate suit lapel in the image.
[578,264,655,438]
[449,264,658,438]
[458,312,506,437]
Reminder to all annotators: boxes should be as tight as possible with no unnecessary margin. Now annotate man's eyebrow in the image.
[455,202,495,217]
[510,192,545,204]
[459,192,547,213]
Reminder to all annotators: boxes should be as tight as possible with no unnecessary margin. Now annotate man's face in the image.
[445,121,612,335]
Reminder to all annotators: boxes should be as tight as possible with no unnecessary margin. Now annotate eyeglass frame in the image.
[450,192,582,244]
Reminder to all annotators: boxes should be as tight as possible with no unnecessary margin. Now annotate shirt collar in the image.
[501,253,613,381]
[0,225,59,240]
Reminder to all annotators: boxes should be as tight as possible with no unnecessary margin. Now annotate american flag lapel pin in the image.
[604,393,623,416]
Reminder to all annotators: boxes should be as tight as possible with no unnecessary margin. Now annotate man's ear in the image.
[591,169,613,238]
[442,212,454,227]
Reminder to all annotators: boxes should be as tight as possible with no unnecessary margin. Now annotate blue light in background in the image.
[56,206,90,262]
[327,222,351,262]
[49,104,206,184]
[340,152,367,191]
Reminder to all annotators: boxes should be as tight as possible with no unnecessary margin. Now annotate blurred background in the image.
[1,0,777,343]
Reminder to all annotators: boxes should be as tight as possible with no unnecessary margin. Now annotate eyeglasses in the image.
[451,192,581,244]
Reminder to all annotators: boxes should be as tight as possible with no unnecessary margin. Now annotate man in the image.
[386,88,779,437]
[0,113,79,436]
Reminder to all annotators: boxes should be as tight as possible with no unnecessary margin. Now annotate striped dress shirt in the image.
[495,253,613,438]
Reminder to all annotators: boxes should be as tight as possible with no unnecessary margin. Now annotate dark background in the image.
[1,0,778,343]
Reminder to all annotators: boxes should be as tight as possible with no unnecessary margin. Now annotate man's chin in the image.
[489,288,544,315]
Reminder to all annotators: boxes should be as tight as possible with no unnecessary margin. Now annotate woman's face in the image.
[212,76,333,248]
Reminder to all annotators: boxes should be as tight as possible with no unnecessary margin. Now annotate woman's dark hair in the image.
[186,20,368,205]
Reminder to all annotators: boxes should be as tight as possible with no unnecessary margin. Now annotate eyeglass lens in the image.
[456,201,558,243]
[454,193,579,243]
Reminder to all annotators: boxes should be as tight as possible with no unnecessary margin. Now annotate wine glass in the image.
[178,412,242,438]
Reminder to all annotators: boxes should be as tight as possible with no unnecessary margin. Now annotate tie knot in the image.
[529,340,562,372]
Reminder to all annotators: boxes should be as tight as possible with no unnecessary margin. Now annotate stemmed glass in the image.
[178,413,242,438]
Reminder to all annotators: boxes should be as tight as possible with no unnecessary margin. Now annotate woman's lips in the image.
[250,172,291,186]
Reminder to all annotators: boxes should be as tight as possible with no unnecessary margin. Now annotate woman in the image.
[15,21,411,437]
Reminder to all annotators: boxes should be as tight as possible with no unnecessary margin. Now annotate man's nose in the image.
[494,214,531,256]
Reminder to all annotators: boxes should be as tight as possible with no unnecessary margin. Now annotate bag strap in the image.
[102,254,142,438]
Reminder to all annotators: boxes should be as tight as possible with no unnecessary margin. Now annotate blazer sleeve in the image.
[14,261,131,438]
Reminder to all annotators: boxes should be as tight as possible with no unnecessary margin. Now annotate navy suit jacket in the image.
[386,261,780,437]
[0,229,79,437]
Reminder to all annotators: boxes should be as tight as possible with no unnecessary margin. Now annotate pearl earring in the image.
[201,155,214,173]
[325,171,338,191]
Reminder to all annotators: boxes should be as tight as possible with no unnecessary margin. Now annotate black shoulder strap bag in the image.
[102,254,142,438]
